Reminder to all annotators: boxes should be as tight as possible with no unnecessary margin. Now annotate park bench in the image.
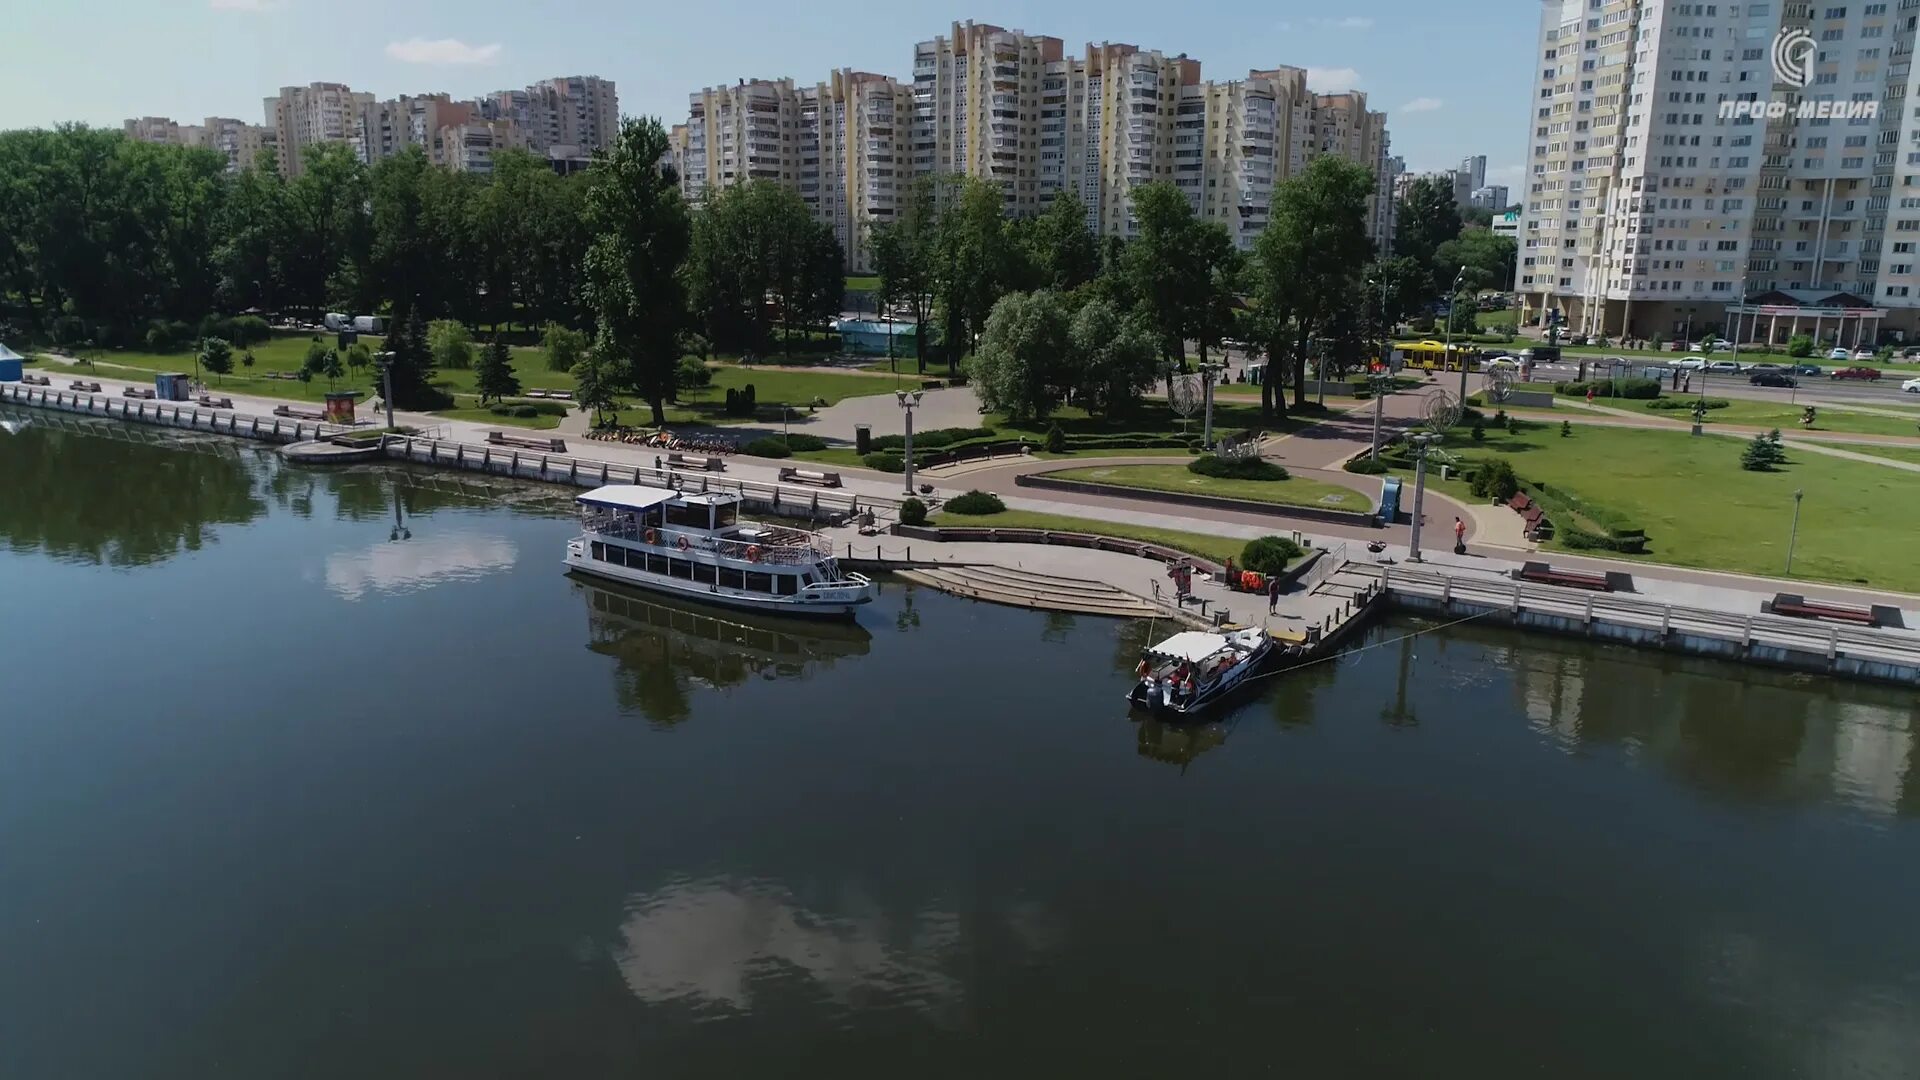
[70,380,102,393]
[1514,561,1633,593]
[777,466,842,487]
[120,386,153,399]
[486,430,567,453]
[524,389,550,399]
[522,389,573,401]
[669,452,726,472]
[197,395,233,409]
[1763,593,1899,628]
[20,373,50,386]
[272,404,325,420]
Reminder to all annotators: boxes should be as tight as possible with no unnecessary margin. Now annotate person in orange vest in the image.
[1454,516,1468,555]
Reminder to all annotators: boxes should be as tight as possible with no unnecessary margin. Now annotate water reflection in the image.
[611,879,964,1018]
[578,580,873,726]
[0,410,266,567]
[323,533,519,600]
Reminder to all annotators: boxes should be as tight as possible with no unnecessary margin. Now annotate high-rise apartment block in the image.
[1517,0,1920,343]
[265,82,374,178]
[122,115,275,173]
[680,20,1393,271]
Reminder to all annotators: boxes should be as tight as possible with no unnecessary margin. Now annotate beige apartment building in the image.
[680,20,1393,272]
[122,115,275,173]
[265,82,374,178]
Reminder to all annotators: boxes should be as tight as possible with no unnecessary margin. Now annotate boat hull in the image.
[563,550,872,619]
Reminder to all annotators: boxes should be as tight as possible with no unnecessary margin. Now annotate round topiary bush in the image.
[1469,456,1520,501]
[898,497,928,526]
[1044,422,1066,453]
[1188,455,1289,481]
[742,436,793,458]
[1241,535,1306,574]
[862,451,905,473]
[1344,456,1388,475]
[944,490,1006,515]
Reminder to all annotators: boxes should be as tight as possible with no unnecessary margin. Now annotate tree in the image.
[541,321,588,372]
[241,350,255,371]
[1395,175,1463,296]
[428,319,474,370]
[381,308,442,410]
[581,117,691,427]
[1741,433,1786,471]
[573,331,621,427]
[1022,191,1100,291]
[344,341,372,375]
[283,143,369,316]
[475,336,521,405]
[199,337,234,384]
[320,347,345,388]
[1435,228,1519,295]
[1066,296,1159,420]
[966,290,1070,422]
[303,340,333,381]
[930,176,1016,376]
[1255,157,1376,415]
[869,177,939,373]
[1114,182,1237,368]
[1364,255,1430,340]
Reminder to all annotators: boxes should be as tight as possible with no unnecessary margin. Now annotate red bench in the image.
[1764,593,1899,628]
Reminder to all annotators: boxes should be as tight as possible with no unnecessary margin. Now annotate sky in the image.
[1,0,1535,181]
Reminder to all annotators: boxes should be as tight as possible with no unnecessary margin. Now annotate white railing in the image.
[1349,564,1920,668]
[583,517,832,565]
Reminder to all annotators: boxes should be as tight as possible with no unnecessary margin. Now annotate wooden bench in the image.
[524,389,550,399]
[668,451,725,472]
[1763,593,1899,628]
[197,395,234,409]
[70,381,102,393]
[121,386,155,399]
[20,374,50,386]
[485,431,567,452]
[778,466,842,488]
[1514,561,1633,593]
[272,404,325,420]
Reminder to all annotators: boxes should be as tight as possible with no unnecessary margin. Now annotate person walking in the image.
[1267,574,1282,614]
[1453,516,1468,555]
[1585,386,1596,406]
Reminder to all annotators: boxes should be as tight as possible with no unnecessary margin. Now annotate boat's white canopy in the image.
[578,485,677,512]
[1145,631,1233,663]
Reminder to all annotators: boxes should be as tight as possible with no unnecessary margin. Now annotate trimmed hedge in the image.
[1344,456,1389,475]
[742,437,793,458]
[1188,455,1289,481]
[1241,535,1306,573]
[945,490,1006,515]
[781,433,829,451]
[1554,378,1661,400]
[870,425,996,452]
[862,452,905,473]
[1645,397,1730,411]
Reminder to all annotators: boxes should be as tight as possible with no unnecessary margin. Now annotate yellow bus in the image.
[1392,339,1483,373]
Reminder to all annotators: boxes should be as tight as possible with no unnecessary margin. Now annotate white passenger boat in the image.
[564,485,876,618]
[1127,628,1274,716]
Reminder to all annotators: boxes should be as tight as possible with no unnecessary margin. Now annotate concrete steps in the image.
[898,565,1161,618]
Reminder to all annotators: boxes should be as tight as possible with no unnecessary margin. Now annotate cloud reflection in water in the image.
[324,533,517,601]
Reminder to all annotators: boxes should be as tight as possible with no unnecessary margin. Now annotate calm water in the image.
[3,412,1919,1079]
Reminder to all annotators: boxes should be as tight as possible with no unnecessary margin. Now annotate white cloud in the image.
[1275,20,1295,31]
[1305,67,1364,92]
[1312,16,1376,30]
[1398,97,1444,114]
[209,0,280,10]
[384,37,502,65]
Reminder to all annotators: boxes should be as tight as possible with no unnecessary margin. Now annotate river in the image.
[2,411,1917,1079]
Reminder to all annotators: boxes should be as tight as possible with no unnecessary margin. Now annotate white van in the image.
[352,315,385,335]
[322,312,349,332]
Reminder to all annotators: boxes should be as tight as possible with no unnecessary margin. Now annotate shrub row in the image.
[1554,378,1662,400]
[862,452,905,473]
[944,490,1005,515]
[869,425,996,452]
[1645,397,1730,410]
[1343,456,1389,475]
[1188,455,1289,481]
[487,404,544,419]
[742,437,793,458]
[491,398,569,417]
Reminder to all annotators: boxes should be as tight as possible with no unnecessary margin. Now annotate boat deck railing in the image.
[585,515,834,565]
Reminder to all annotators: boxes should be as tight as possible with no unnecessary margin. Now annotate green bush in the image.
[1470,421,1486,442]
[677,357,713,389]
[1554,378,1661,400]
[1241,535,1306,574]
[915,430,956,449]
[511,405,539,419]
[945,490,1006,515]
[862,452,905,473]
[1646,397,1729,410]
[1469,457,1520,501]
[1188,455,1289,481]
[1740,433,1785,471]
[226,315,270,346]
[488,404,512,416]
[899,497,928,526]
[1044,421,1066,453]
[742,437,793,459]
[872,426,998,453]
[1786,334,1814,358]
[1560,420,1572,437]
[782,433,828,452]
[1344,456,1388,475]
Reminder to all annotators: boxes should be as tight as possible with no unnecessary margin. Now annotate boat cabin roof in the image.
[1145,631,1237,663]
[578,485,678,512]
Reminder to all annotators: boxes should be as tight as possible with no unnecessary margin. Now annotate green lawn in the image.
[927,508,1252,566]
[1048,463,1374,512]
[1635,397,1920,438]
[843,275,882,292]
[1476,308,1520,330]
[989,401,1315,442]
[1393,422,1920,592]
[1803,440,1920,467]
[437,407,563,431]
[611,366,896,427]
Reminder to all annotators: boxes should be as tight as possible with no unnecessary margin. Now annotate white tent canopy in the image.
[0,344,23,362]
[1144,632,1233,664]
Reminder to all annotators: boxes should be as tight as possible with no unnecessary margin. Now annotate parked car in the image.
[1485,356,1518,370]
[1749,371,1799,388]
[1673,355,1710,370]
[1854,349,1878,361]
[1705,360,1742,374]
[1901,377,1920,393]
[1790,363,1825,377]
[1829,366,1882,381]
[1828,347,1853,360]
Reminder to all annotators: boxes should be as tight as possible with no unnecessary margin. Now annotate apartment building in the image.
[1517,0,1920,342]
[123,116,202,146]
[478,77,619,154]
[265,82,373,178]
[436,119,528,174]
[122,115,274,172]
[681,21,1394,266]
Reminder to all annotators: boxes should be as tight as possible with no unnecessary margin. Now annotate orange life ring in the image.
[644,528,658,545]
[676,536,691,551]
[745,545,762,563]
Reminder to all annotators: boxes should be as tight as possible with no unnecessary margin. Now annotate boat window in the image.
[590,541,605,562]
[693,562,718,585]
[744,571,774,593]
[664,503,710,530]
[775,574,797,596]
[712,503,737,529]
[669,557,694,579]
[610,545,633,568]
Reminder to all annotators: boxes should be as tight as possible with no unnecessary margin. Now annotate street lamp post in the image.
[1198,361,1223,449]
[1785,488,1805,575]
[1406,433,1443,563]
[1370,273,1390,461]
[896,389,923,496]
[1446,265,1470,404]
